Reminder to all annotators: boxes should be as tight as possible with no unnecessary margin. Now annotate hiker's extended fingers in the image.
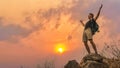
[100,4,103,8]
[80,20,83,23]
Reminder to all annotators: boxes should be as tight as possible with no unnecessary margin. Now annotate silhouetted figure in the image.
[80,4,103,54]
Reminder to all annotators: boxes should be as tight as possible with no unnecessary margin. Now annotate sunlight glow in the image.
[55,43,66,54]
[58,47,64,53]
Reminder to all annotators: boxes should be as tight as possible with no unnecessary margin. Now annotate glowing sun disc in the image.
[54,43,66,54]
[58,47,64,53]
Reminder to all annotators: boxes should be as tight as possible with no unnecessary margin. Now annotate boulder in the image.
[64,53,120,68]
[64,60,81,68]
[80,53,109,68]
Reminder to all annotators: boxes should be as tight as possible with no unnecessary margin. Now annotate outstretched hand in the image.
[95,4,103,21]
[80,20,83,23]
[100,4,103,9]
[80,20,85,26]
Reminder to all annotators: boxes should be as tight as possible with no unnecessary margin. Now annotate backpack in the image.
[91,19,99,35]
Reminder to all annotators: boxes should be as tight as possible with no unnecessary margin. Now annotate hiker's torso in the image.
[84,19,95,30]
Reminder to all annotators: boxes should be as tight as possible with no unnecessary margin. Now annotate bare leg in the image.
[83,41,91,54]
[89,39,98,54]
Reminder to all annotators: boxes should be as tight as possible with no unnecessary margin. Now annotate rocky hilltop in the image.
[64,53,120,68]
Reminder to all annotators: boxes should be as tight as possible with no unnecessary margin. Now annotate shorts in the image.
[82,28,93,42]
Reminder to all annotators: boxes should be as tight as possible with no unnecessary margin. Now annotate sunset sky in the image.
[0,0,120,68]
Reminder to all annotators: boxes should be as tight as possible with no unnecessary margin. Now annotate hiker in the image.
[80,4,103,54]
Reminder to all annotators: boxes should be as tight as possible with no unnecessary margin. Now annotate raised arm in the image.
[80,20,85,27]
[94,4,103,21]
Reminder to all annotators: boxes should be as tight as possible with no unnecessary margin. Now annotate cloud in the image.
[0,0,120,68]
[0,17,32,43]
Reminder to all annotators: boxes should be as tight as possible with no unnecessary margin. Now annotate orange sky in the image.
[0,0,120,68]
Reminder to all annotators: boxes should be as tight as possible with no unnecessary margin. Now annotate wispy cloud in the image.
[0,0,120,68]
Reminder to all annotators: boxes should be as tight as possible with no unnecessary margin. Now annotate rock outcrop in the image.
[64,53,120,68]
[104,58,120,68]
[80,54,109,68]
[64,60,81,68]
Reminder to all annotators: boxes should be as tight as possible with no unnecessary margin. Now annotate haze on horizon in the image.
[0,0,120,68]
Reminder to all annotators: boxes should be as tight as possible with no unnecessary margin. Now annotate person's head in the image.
[88,13,94,19]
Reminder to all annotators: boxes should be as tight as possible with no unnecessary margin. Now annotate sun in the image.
[58,47,64,53]
[54,43,66,54]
